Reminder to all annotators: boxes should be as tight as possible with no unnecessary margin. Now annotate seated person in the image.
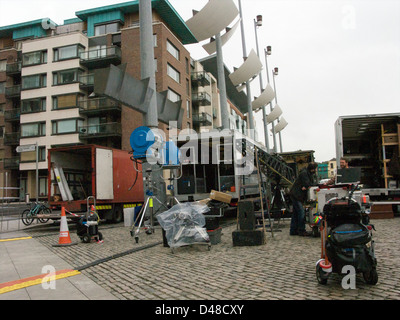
[325,157,349,185]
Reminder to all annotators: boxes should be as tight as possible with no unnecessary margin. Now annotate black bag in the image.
[323,199,362,227]
[329,223,371,246]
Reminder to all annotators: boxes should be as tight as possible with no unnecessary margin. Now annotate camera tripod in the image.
[130,164,169,243]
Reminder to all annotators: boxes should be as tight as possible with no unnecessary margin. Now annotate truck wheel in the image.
[112,205,123,223]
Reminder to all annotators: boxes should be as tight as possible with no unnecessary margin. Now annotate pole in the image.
[238,0,255,139]
[254,19,270,152]
[138,0,165,227]
[272,71,283,152]
[36,142,38,203]
[264,49,277,153]
[140,0,158,129]
[216,33,230,130]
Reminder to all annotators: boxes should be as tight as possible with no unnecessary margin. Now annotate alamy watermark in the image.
[141,124,256,176]
[41,265,56,290]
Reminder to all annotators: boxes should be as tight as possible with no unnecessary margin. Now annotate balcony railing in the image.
[6,62,22,76]
[192,92,211,106]
[3,157,20,170]
[78,74,94,90]
[4,132,20,146]
[4,108,21,122]
[5,85,21,98]
[191,71,211,87]
[79,122,122,139]
[80,46,122,68]
[192,112,213,126]
[78,97,121,115]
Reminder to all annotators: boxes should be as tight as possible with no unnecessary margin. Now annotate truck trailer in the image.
[171,130,295,208]
[335,113,400,200]
[47,145,144,222]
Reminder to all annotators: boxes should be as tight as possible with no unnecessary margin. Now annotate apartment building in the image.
[197,55,250,135]
[0,0,197,200]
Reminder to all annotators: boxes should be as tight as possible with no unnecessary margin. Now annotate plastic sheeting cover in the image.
[157,202,210,248]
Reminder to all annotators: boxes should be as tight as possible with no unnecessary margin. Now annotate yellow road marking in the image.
[0,269,81,294]
[0,237,32,242]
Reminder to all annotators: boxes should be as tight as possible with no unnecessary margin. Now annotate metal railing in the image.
[79,122,122,139]
[78,97,121,113]
[80,46,122,62]
[5,85,21,98]
[6,61,22,75]
[192,112,213,126]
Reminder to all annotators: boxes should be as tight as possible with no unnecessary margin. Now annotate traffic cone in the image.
[53,207,77,247]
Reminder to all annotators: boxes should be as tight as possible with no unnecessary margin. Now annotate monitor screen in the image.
[336,168,361,184]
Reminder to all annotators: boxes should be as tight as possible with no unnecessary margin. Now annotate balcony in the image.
[79,122,122,140]
[4,108,21,122]
[192,92,211,106]
[79,74,94,91]
[3,157,20,170]
[80,46,122,69]
[192,112,213,126]
[6,62,22,77]
[191,71,211,87]
[4,132,20,146]
[5,85,21,99]
[78,97,121,116]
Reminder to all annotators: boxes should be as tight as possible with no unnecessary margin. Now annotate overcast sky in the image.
[1,0,399,162]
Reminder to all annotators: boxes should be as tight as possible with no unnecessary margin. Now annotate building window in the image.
[0,83,4,94]
[185,58,189,74]
[39,176,48,197]
[52,93,82,110]
[21,98,46,113]
[22,50,47,66]
[87,117,107,134]
[20,146,46,162]
[53,44,85,61]
[21,122,46,137]
[22,74,47,90]
[0,60,6,72]
[186,100,190,118]
[53,69,82,86]
[0,126,4,139]
[167,40,180,60]
[167,88,181,102]
[94,22,121,36]
[52,118,83,135]
[153,34,158,47]
[167,64,180,83]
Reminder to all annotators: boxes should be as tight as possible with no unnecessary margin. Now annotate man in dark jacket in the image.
[289,162,318,236]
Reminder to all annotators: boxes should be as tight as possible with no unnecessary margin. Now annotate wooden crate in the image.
[370,203,394,219]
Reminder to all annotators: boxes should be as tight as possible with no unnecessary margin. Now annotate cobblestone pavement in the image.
[27,217,400,300]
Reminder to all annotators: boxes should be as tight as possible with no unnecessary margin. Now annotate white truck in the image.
[334,113,400,201]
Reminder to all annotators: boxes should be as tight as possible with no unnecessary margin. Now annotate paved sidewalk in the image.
[0,230,117,300]
[1,217,400,300]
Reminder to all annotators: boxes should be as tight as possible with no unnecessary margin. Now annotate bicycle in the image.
[21,202,52,226]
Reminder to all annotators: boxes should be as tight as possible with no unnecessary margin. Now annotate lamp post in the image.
[238,0,255,139]
[253,14,270,152]
[272,67,283,152]
[264,46,278,152]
